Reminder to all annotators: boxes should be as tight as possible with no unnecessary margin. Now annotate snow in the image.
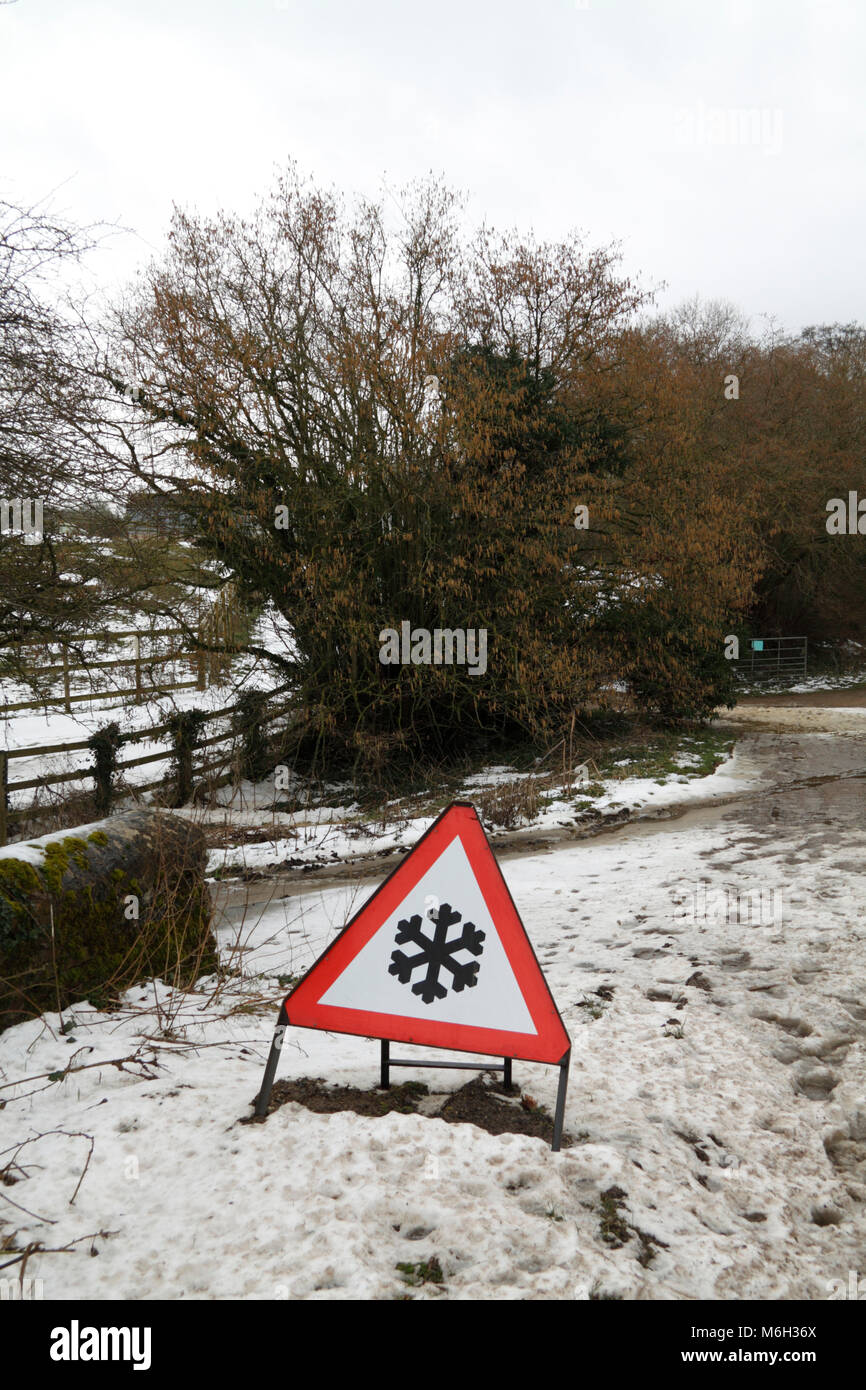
[2,686,237,816]
[0,816,113,865]
[1,600,297,800]
[202,746,758,879]
[2,723,865,1299]
[756,667,866,696]
[0,839,45,868]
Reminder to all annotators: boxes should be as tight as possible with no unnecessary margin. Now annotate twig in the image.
[0,1049,161,1094]
[66,1132,95,1206]
[0,1186,57,1224]
[0,1229,117,1281]
[0,1128,95,1207]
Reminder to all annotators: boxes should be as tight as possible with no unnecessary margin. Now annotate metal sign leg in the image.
[380,1039,390,1089]
[503,1057,512,1089]
[551,1051,571,1152]
[254,1010,287,1117]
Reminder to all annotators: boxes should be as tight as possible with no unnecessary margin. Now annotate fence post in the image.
[169,711,205,807]
[62,643,71,713]
[197,622,206,691]
[0,752,7,847]
[134,635,142,704]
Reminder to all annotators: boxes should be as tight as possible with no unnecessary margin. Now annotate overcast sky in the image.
[1,0,863,333]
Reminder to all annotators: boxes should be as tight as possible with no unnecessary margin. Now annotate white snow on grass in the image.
[1,600,296,812]
[202,745,755,878]
[3,685,235,805]
[0,817,114,866]
[2,754,865,1300]
[745,666,866,696]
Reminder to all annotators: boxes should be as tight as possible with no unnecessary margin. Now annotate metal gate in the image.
[738,636,808,684]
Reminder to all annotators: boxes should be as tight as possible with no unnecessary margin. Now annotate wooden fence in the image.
[1,586,249,714]
[0,628,202,714]
[0,695,294,846]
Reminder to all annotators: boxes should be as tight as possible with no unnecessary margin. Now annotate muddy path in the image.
[737,687,866,708]
[211,701,866,915]
[512,730,866,1294]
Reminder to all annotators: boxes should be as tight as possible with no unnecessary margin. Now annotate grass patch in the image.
[396,1256,444,1288]
[599,1186,631,1248]
[597,1185,669,1267]
[474,777,540,829]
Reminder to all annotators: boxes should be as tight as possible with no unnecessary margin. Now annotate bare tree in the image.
[0,197,202,669]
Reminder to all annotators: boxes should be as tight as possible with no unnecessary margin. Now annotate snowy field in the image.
[1,604,295,819]
[3,684,239,809]
[2,723,865,1301]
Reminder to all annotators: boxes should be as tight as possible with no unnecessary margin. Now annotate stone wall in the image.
[0,810,216,1030]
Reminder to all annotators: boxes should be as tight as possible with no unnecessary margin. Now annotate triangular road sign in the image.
[280,802,570,1064]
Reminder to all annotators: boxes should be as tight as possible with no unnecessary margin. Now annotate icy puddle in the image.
[1,731,865,1300]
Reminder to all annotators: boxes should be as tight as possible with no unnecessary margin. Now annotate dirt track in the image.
[737,687,866,708]
[720,691,866,735]
[211,691,866,917]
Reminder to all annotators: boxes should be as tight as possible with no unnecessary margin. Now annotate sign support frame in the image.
[255,1026,571,1152]
[552,1049,571,1152]
[378,1040,514,1089]
[255,1004,287,1119]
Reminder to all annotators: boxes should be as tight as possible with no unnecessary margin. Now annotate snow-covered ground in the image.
[2,723,865,1300]
[1,603,296,817]
[737,661,866,697]
[202,741,754,879]
[3,685,238,807]
[787,673,866,693]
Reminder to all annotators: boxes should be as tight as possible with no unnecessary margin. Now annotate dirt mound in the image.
[248,1073,573,1146]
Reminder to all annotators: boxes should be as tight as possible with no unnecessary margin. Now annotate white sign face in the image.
[319,836,538,1036]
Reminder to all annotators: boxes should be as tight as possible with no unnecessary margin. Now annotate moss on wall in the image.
[0,859,44,951]
[0,814,216,1031]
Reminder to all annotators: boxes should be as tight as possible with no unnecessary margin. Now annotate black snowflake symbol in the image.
[389,902,485,1005]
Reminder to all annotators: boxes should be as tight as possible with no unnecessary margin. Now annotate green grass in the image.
[591,727,733,784]
[396,1256,444,1287]
[598,1186,631,1248]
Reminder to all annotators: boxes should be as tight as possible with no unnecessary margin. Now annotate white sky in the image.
[1,0,864,333]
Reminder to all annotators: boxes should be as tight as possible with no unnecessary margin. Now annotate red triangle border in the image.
[280,802,571,1064]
